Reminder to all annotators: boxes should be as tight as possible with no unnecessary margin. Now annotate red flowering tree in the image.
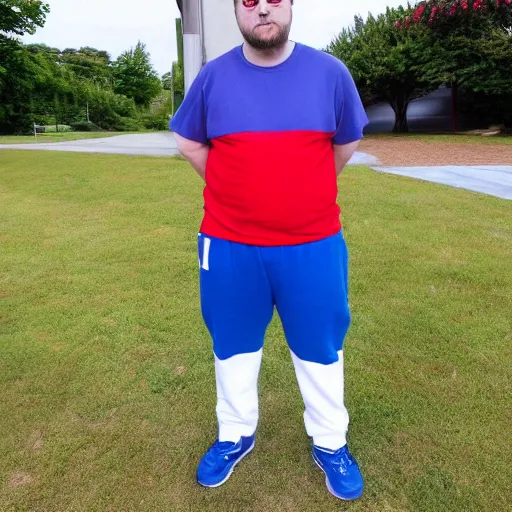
[395,0,512,29]
[395,0,512,130]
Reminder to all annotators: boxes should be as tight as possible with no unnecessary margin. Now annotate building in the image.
[176,0,242,93]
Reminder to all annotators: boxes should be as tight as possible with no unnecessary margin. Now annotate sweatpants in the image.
[197,231,351,450]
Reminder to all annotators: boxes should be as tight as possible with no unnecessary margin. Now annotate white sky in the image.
[23,0,407,76]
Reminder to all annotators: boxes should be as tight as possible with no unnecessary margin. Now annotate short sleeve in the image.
[333,63,369,145]
[170,67,208,144]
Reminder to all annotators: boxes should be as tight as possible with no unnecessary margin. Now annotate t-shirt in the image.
[171,42,369,246]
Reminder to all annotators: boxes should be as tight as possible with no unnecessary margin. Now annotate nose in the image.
[257,1,270,16]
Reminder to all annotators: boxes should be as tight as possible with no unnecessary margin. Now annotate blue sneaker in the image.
[196,435,255,487]
[312,444,364,500]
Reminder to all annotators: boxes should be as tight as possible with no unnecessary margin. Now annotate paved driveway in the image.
[0,132,181,157]
[0,131,378,165]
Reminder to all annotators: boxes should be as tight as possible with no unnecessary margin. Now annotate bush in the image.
[41,124,73,133]
[139,112,169,131]
[84,87,139,131]
[115,117,143,132]
[141,90,173,130]
[70,121,102,132]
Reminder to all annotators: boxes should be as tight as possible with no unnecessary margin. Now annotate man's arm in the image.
[174,132,210,181]
[333,140,360,176]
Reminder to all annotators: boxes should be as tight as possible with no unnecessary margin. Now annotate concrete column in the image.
[180,0,203,94]
[183,33,202,93]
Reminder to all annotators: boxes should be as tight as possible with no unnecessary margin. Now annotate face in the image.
[235,0,293,51]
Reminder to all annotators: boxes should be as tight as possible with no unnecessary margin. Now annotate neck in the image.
[242,40,295,67]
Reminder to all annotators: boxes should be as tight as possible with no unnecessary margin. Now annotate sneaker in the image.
[312,444,364,500]
[196,434,255,488]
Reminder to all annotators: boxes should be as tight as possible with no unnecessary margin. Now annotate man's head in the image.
[234,0,294,51]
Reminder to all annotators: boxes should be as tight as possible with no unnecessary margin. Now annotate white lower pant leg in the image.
[290,350,349,450]
[215,349,263,442]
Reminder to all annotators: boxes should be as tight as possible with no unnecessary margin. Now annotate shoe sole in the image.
[197,440,255,488]
[312,453,363,501]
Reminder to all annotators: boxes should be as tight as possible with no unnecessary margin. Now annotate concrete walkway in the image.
[372,165,512,200]
[1,132,510,199]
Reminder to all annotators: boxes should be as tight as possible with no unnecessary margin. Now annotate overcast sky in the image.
[23,0,407,76]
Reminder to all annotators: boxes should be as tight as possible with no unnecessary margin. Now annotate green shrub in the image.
[42,124,73,133]
[139,112,169,131]
[84,87,139,131]
[115,117,143,132]
[70,121,102,132]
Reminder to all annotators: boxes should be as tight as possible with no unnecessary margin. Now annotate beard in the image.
[240,21,291,51]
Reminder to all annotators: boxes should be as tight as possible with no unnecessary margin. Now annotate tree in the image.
[60,47,113,86]
[0,1,51,134]
[0,38,34,133]
[0,0,49,36]
[402,0,512,30]
[400,0,512,95]
[326,8,436,132]
[162,72,172,90]
[112,41,162,107]
[396,0,512,129]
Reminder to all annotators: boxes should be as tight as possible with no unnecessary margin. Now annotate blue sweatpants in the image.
[197,231,351,450]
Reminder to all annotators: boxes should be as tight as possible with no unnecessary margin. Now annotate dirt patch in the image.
[8,471,34,488]
[28,430,44,452]
[359,137,512,166]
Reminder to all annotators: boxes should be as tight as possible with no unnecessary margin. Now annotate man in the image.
[171,0,369,501]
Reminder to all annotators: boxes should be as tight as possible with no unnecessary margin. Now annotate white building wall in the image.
[201,0,243,62]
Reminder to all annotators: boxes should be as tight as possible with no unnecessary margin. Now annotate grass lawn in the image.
[1,151,511,511]
[0,132,134,145]
[366,133,512,145]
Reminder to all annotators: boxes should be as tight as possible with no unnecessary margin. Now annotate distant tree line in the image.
[3,1,510,135]
[0,1,175,134]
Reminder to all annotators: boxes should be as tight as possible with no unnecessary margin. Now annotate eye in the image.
[242,0,258,7]
[267,0,283,3]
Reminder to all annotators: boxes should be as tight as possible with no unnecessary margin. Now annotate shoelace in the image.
[324,446,355,475]
[204,441,240,467]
